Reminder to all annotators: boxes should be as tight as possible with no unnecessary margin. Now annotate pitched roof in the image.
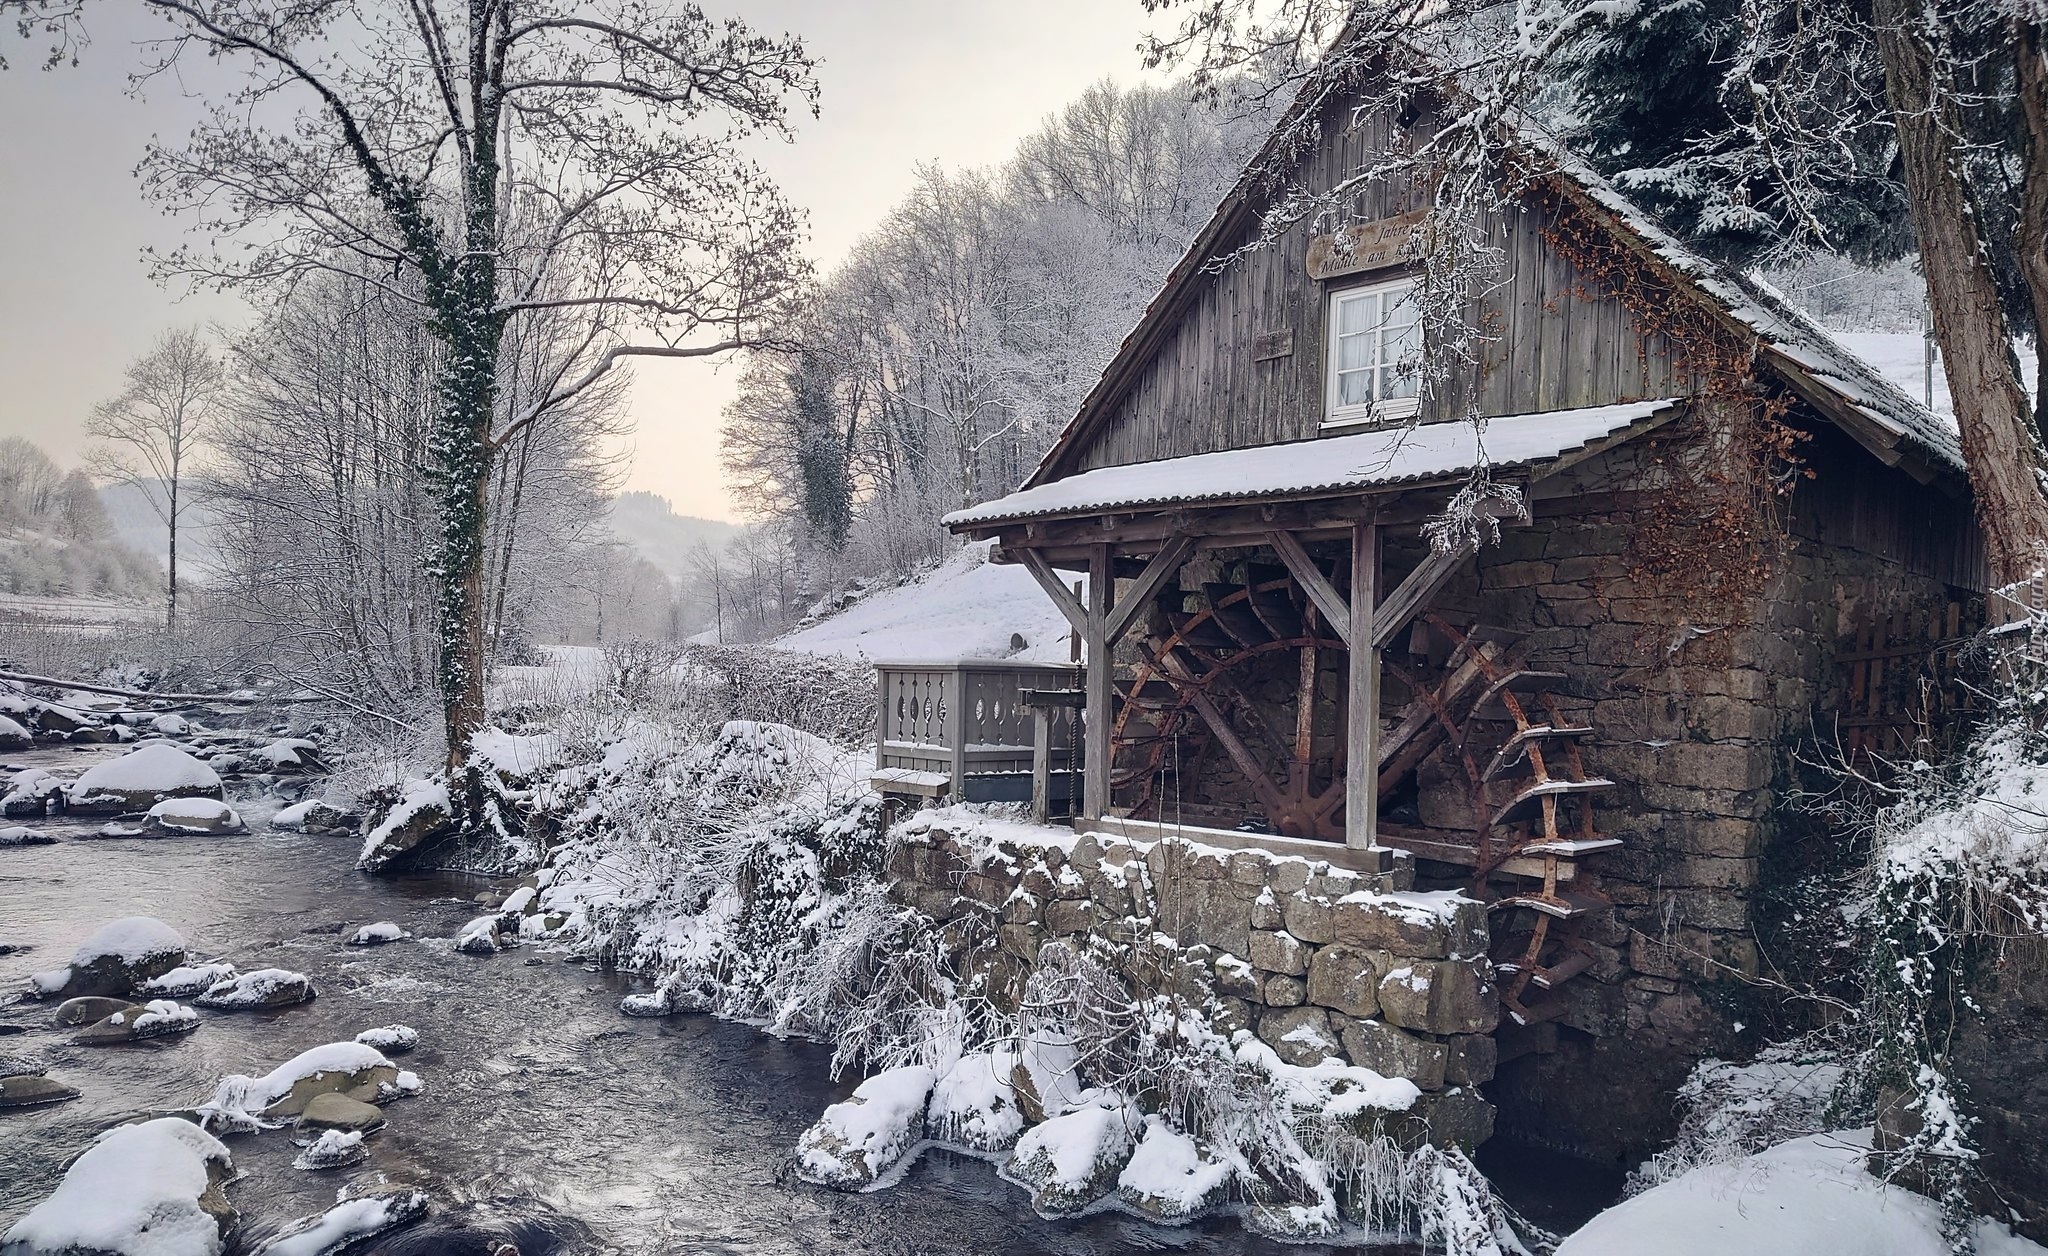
[946,399,1680,532]
[1017,60,1965,492]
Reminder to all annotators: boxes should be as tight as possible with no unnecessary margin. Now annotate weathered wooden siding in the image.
[1068,100,1700,475]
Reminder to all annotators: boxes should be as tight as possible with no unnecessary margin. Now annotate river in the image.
[1,741,1603,1254]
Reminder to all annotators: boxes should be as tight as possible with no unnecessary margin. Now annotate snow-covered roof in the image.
[948,399,1677,530]
[1532,142,1965,476]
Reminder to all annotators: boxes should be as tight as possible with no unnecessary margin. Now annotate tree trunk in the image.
[1875,0,2048,586]
[2014,17,2048,440]
[166,477,179,636]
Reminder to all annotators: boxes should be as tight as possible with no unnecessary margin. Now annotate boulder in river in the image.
[54,997,140,1027]
[0,826,55,847]
[926,1050,1027,1154]
[138,962,240,999]
[254,1185,429,1256]
[200,1042,402,1131]
[195,968,315,1010]
[356,779,453,873]
[75,1000,200,1045]
[145,798,247,836]
[795,1064,936,1190]
[353,1025,418,1055]
[67,744,224,814]
[290,1129,368,1171]
[1004,1096,1140,1218]
[0,715,30,752]
[452,916,506,955]
[0,1075,78,1108]
[1114,1116,1233,1224]
[28,917,187,1001]
[297,1091,386,1137]
[346,922,409,947]
[0,1117,235,1256]
[347,1195,595,1256]
[2,770,62,817]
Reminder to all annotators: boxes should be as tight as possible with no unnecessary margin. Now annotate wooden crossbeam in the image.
[1373,540,1474,649]
[1149,644,1291,820]
[1018,547,1088,637]
[1267,530,1353,646]
[1106,534,1195,645]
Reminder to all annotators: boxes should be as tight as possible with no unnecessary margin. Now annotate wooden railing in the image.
[874,659,1083,803]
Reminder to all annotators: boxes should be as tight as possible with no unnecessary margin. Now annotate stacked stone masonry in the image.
[885,817,1499,1153]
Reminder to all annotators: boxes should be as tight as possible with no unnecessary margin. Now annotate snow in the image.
[946,400,1678,529]
[0,824,53,845]
[139,963,239,998]
[256,738,318,767]
[927,1050,1027,1152]
[150,714,190,736]
[356,777,450,867]
[66,915,186,967]
[1118,1116,1233,1218]
[71,743,221,799]
[198,967,313,1008]
[270,800,319,829]
[346,922,410,946]
[1557,1130,2048,1256]
[121,999,200,1038]
[0,713,29,741]
[1,1117,232,1256]
[353,1024,418,1053]
[147,797,242,831]
[797,1064,937,1189]
[469,728,568,777]
[1006,1095,1139,1212]
[773,541,1083,664]
[254,1190,428,1256]
[290,1129,366,1171]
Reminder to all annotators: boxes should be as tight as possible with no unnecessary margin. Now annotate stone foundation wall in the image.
[884,816,1500,1150]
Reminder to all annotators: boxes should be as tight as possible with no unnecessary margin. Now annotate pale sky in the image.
[0,2,1168,522]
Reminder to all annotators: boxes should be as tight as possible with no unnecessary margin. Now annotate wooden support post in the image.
[1347,519,1380,849]
[1031,706,1052,825]
[1106,534,1194,645]
[1084,543,1113,822]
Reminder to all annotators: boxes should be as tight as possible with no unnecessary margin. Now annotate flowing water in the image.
[1,742,1605,1254]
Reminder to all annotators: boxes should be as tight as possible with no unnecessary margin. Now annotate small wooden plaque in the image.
[1252,328,1295,362]
[1306,208,1428,281]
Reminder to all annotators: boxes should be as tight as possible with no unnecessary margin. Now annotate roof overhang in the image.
[946,399,1684,539]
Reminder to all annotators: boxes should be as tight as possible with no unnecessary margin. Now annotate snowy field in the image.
[773,542,1081,664]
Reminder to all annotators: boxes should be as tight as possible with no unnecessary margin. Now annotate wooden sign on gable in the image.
[1306,208,1428,281]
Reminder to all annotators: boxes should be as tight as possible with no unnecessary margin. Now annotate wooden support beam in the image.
[1267,529,1352,647]
[1018,547,1089,637]
[1150,645,1292,820]
[1106,533,1195,645]
[1083,543,1113,820]
[1031,707,1052,825]
[1373,541,1475,649]
[1347,519,1380,849]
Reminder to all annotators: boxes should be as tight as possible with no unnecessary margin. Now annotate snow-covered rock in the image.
[1116,1116,1234,1223]
[253,1188,428,1256]
[28,916,187,1000]
[453,915,505,954]
[1009,1031,1091,1123]
[67,743,223,813]
[75,999,199,1044]
[271,800,350,833]
[1005,1095,1140,1217]
[139,962,239,999]
[796,1064,938,1190]
[256,738,321,773]
[1556,1129,2047,1256]
[0,714,31,751]
[0,825,55,846]
[150,714,191,736]
[345,921,409,946]
[926,1050,1027,1153]
[356,778,453,872]
[53,996,138,1026]
[2,769,63,817]
[291,1129,367,1171]
[0,1117,236,1256]
[145,797,246,835]
[353,1024,417,1055]
[196,967,315,1010]
[199,1041,401,1131]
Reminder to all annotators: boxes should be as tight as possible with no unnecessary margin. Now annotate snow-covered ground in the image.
[1557,1130,2045,1256]
[1834,330,2040,420]
[774,542,1081,664]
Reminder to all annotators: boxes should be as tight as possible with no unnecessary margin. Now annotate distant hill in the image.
[608,491,738,579]
[97,481,224,574]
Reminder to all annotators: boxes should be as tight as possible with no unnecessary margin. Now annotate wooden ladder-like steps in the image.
[1490,888,1610,920]
[1489,777,1615,829]
[1482,724,1596,781]
[1469,670,1572,721]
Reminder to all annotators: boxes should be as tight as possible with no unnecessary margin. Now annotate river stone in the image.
[0,1074,78,1107]
[298,1091,387,1135]
[268,1062,402,1116]
[1376,961,1500,1036]
[1007,1100,1137,1216]
[31,922,188,1001]
[54,996,140,1027]
[1305,943,1391,1019]
[145,797,247,836]
[1115,1118,1232,1223]
[0,716,29,752]
[356,785,455,873]
[75,1001,199,1045]
[794,1064,936,1190]
[196,968,317,1010]
[0,826,55,846]
[1340,1018,1447,1089]
[65,742,224,813]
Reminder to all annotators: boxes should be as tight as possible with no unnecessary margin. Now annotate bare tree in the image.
[88,325,222,631]
[9,0,816,795]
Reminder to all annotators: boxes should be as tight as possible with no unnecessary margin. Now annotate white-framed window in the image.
[1324,277,1421,427]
